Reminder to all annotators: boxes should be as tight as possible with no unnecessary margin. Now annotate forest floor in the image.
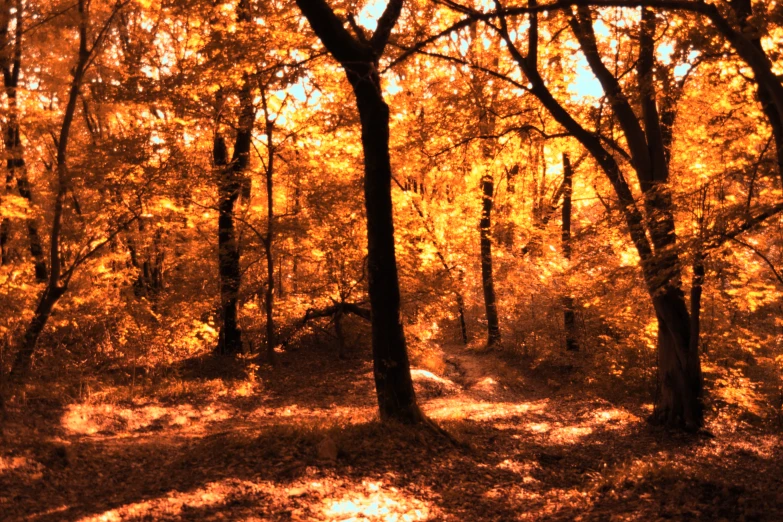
[1,339,783,521]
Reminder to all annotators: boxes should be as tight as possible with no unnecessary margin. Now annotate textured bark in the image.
[496,3,702,428]
[214,0,255,357]
[0,0,46,281]
[214,136,243,355]
[472,32,502,347]
[8,0,91,386]
[479,171,501,346]
[295,0,422,423]
[350,63,421,422]
[651,288,702,430]
[561,154,578,351]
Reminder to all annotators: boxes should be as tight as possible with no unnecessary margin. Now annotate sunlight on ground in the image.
[79,481,234,521]
[715,374,765,416]
[0,455,33,472]
[247,404,376,424]
[78,476,433,522]
[321,480,431,522]
[61,402,231,436]
[410,369,456,388]
[473,376,498,393]
[426,398,549,421]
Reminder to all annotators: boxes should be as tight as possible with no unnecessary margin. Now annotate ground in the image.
[1,341,782,521]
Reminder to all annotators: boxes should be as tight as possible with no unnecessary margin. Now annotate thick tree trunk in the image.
[561,153,578,351]
[214,136,243,355]
[294,0,421,424]
[348,63,421,423]
[650,287,703,430]
[480,172,501,347]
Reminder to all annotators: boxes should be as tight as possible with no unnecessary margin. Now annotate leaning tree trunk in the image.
[348,62,421,423]
[8,285,66,383]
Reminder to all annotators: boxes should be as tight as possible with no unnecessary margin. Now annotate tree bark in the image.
[294,0,422,423]
[214,135,243,355]
[7,0,93,387]
[262,92,276,363]
[472,29,502,348]
[561,153,578,351]
[496,2,702,428]
[350,63,421,422]
[0,0,46,281]
[480,170,501,346]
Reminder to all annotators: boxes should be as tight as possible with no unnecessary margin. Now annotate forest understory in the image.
[2,337,782,522]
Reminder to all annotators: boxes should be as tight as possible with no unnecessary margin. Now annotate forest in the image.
[1,0,783,519]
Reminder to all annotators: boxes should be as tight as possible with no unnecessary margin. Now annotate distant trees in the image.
[2,0,782,434]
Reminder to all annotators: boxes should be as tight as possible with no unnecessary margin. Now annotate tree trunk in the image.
[0,171,10,265]
[651,287,702,430]
[8,286,66,383]
[0,0,47,282]
[561,153,578,351]
[348,63,421,423]
[480,172,501,346]
[456,292,468,345]
[294,0,421,424]
[214,136,243,355]
[214,1,255,357]
[264,113,276,364]
[8,137,47,282]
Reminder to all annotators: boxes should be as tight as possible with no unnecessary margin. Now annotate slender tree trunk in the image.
[689,250,705,391]
[263,106,276,363]
[561,154,578,351]
[213,0,255,357]
[456,292,468,345]
[0,171,10,265]
[472,33,502,347]
[7,0,92,387]
[0,2,46,281]
[9,286,66,382]
[480,171,501,346]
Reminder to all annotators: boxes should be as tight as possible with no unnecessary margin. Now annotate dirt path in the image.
[1,345,782,521]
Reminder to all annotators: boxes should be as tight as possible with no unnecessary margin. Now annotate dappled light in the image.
[2,0,783,520]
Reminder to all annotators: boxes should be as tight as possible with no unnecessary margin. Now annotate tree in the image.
[0,0,46,281]
[294,0,423,422]
[4,0,135,397]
